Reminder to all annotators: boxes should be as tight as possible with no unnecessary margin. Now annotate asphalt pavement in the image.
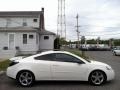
[0,51,120,90]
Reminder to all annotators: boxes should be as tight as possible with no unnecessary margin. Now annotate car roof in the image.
[39,50,71,55]
[30,50,75,58]
[26,50,88,63]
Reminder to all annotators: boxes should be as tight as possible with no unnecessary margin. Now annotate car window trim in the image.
[54,53,85,64]
[34,53,55,61]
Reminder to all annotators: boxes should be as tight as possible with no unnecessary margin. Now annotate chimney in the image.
[39,7,45,31]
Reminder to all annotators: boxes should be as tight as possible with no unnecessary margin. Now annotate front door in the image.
[8,33,15,50]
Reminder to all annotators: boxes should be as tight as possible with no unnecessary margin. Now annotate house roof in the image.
[39,30,56,35]
[0,27,56,35]
[0,27,38,32]
[0,11,42,17]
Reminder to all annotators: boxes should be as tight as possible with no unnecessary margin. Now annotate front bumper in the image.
[6,67,18,79]
[106,69,115,81]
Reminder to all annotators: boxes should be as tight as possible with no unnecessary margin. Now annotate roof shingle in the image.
[0,11,41,17]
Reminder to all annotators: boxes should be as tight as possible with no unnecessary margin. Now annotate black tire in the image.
[16,71,35,87]
[89,70,106,86]
[113,52,117,56]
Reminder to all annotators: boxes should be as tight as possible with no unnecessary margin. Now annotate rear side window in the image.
[34,54,54,60]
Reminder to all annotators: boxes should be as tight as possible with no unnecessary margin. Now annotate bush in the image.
[66,49,88,59]
[0,60,11,71]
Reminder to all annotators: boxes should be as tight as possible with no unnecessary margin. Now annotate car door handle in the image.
[53,65,59,66]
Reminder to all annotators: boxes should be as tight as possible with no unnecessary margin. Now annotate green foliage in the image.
[66,49,88,59]
[81,36,85,44]
[87,39,96,44]
[114,39,120,46]
[54,38,60,50]
[60,38,67,45]
[0,60,11,71]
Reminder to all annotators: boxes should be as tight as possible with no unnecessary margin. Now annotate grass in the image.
[0,60,11,71]
[65,49,89,59]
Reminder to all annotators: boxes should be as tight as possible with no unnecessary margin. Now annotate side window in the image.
[55,53,83,63]
[23,22,27,26]
[29,35,34,39]
[44,36,49,40]
[34,54,54,61]
[23,18,27,26]
[23,34,27,44]
[33,19,38,22]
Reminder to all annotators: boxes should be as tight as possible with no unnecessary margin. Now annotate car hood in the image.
[9,56,26,61]
[90,60,108,66]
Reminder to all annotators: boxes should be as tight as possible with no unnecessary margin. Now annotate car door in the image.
[33,54,54,80]
[51,53,88,80]
[117,50,120,55]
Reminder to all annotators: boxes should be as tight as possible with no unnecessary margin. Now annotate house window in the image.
[23,34,27,44]
[33,19,38,22]
[23,22,27,26]
[44,36,49,40]
[6,18,11,27]
[29,35,34,39]
[23,18,27,26]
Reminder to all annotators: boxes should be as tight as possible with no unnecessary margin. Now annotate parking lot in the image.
[0,51,120,90]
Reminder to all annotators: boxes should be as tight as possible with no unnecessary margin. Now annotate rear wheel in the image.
[89,70,106,85]
[16,71,35,87]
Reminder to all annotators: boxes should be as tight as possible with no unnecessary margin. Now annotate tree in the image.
[87,39,96,44]
[54,37,60,50]
[81,36,85,44]
[96,37,100,44]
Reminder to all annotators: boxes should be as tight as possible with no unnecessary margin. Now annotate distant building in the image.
[0,8,56,59]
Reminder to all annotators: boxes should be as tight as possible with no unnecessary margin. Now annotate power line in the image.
[81,32,120,36]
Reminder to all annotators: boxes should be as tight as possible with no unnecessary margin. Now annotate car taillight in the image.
[9,61,19,66]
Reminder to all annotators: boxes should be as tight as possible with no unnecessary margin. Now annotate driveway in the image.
[0,51,120,90]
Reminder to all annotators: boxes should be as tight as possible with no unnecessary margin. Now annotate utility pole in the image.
[75,14,80,49]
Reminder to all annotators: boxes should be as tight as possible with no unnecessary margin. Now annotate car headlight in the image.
[106,66,112,70]
[9,61,19,66]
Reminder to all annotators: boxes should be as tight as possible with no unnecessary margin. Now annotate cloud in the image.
[0,0,120,40]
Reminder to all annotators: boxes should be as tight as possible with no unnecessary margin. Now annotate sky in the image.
[0,0,120,41]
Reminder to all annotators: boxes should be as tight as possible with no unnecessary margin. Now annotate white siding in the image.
[39,35,56,50]
[0,32,39,52]
[0,17,39,27]
[0,32,8,50]
[15,32,39,51]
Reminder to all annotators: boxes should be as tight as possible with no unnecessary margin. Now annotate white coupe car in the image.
[113,47,120,56]
[7,51,115,86]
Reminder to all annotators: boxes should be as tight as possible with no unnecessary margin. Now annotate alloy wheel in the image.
[90,71,105,85]
[18,71,34,86]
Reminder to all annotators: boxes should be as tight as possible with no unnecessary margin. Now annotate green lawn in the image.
[0,60,11,71]
[65,49,88,59]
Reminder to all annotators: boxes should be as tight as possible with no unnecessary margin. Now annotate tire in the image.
[113,52,117,56]
[89,70,106,86]
[16,71,35,87]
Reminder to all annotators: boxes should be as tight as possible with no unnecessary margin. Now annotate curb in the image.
[0,71,5,75]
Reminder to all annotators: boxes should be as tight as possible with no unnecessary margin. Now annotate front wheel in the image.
[89,70,106,85]
[16,71,35,87]
[113,52,117,56]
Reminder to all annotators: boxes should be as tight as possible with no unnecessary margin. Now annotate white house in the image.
[0,8,56,59]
